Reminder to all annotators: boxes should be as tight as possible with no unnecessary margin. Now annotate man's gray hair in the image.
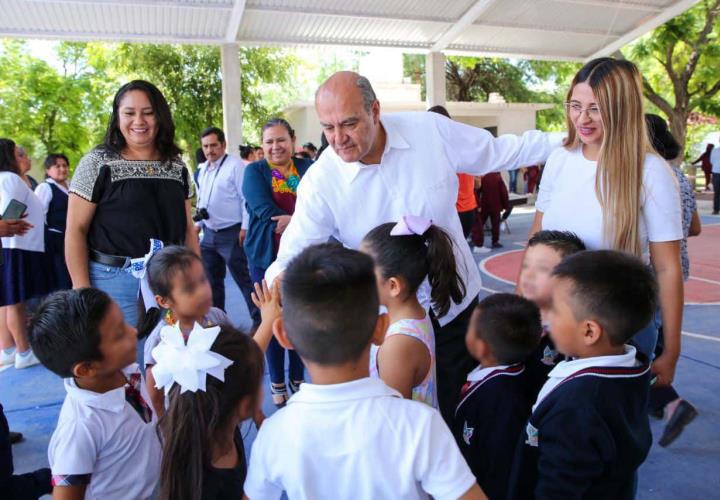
[316,74,377,113]
[356,76,377,113]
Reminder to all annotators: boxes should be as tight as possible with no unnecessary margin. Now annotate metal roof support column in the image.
[221,43,243,154]
[426,51,446,109]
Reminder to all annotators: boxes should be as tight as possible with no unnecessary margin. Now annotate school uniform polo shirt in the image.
[510,346,652,499]
[245,377,476,500]
[452,364,531,500]
[48,364,161,499]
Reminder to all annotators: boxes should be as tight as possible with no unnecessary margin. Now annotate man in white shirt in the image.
[196,127,259,327]
[265,71,559,422]
[710,143,720,214]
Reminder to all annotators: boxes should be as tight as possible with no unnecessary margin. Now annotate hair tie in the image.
[390,215,432,237]
[130,239,164,311]
[151,323,233,395]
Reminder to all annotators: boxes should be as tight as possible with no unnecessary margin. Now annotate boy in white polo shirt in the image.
[244,244,484,500]
[29,288,161,500]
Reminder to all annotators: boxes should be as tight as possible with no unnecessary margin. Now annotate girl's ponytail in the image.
[423,226,466,318]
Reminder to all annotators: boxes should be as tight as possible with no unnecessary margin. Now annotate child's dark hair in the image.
[29,288,113,377]
[527,230,586,258]
[362,222,466,318]
[552,250,658,346]
[159,327,263,500]
[282,243,379,365]
[137,245,203,339]
[471,293,542,365]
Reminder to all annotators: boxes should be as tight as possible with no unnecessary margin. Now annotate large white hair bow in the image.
[130,239,164,311]
[150,322,233,395]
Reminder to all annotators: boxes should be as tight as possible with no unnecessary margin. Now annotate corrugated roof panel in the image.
[1,0,228,40]
[478,0,654,35]
[238,9,448,47]
[450,24,609,59]
[246,0,477,22]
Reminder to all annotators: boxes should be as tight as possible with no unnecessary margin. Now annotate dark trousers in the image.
[431,298,479,425]
[201,224,260,326]
[1,403,52,500]
[250,266,305,386]
[471,210,501,247]
[713,173,720,212]
[458,210,475,239]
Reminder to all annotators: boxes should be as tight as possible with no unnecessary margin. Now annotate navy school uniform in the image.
[44,181,71,290]
[509,352,652,500]
[523,331,564,403]
[452,363,532,500]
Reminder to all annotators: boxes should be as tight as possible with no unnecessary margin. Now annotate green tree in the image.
[403,53,579,130]
[622,0,720,154]
[0,40,109,167]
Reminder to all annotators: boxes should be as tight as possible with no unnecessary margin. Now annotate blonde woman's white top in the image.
[536,146,682,263]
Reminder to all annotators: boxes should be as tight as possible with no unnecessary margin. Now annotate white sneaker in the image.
[0,349,15,371]
[473,246,492,254]
[15,350,41,369]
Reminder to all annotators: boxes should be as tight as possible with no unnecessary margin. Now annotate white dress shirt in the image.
[0,172,45,252]
[244,377,476,500]
[195,152,248,231]
[710,146,720,174]
[48,364,161,500]
[265,112,560,325]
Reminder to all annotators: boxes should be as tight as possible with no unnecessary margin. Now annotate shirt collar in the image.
[547,345,639,380]
[63,363,139,414]
[288,377,401,405]
[46,178,69,194]
[466,363,513,383]
[336,114,411,184]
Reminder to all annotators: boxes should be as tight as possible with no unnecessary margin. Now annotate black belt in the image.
[207,223,242,233]
[90,249,131,268]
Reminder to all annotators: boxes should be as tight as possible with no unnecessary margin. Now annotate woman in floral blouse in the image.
[243,118,312,406]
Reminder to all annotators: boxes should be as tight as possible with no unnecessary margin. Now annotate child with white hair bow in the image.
[360,215,466,408]
[151,277,279,500]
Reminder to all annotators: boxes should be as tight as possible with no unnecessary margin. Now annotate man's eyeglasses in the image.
[564,102,601,119]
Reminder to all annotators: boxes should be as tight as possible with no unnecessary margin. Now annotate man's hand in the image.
[271,215,291,234]
[651,352,678,387]
[239,229,247,246]
[0,219,32,237]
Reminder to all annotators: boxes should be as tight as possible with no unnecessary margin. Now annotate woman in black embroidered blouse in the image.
[66,80,199,328]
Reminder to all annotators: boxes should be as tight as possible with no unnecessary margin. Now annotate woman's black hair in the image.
[103,80,182,161]
[239,144,255,160]
[158,327,264,500]
[137,245,203,339]
[261,118,295,140]
[43,153,70,171]
[0,138,19,174]
[645,114,681,161]
[362,222,466,318]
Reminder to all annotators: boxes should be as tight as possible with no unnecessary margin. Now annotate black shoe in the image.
[491,242,503,249]
[659,400,698,447]
[9,431,23,445]
[713,211,719,215]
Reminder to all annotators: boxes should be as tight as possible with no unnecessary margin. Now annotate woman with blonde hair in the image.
[526,57,683,386]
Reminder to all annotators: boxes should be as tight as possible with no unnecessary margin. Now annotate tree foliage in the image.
[0,40,298,170]
[623,0,720,155]
[403,53,579,131]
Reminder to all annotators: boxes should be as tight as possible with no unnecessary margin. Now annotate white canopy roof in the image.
[1,0,701,61]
